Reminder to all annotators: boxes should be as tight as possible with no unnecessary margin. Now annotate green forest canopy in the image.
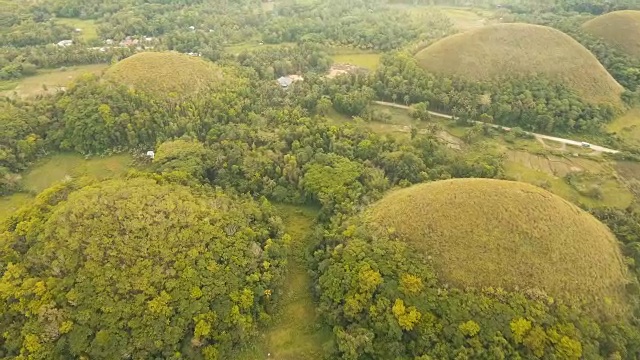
[0,177,287,359]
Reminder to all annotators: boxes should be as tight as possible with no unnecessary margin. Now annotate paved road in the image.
[374,101,620,154]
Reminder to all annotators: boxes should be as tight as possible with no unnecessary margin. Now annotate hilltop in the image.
[583,10,640,59]
[414,23,623,105]
[366,178,629,307]
[103,51,225,96]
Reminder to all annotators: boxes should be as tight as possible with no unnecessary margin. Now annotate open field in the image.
[415,23,624,106]
[608,107,640,147]
[22,153,133,193]
[237,204,331,360]
[0,153,134,222]
[504,160,633,209]
[331,52,381,70]
[225,41,296,55]
[438,7,494,31]
[56,18,99,41]
[0,64,108,98]
[367,178,630,311]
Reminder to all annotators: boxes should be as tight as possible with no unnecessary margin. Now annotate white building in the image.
[56,40,73,47]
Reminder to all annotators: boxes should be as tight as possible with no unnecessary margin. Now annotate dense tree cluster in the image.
[321,53,618,134]
[0,177,287,359]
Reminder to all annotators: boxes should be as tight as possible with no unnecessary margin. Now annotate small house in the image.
[146,151,155,159]
[277,75,304,89]
[277,76,293,88]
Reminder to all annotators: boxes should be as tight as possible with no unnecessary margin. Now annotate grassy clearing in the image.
[236,204,331,360]
[367,178,630,310]
[0,64,108,98]
[583,10,640,59]
[331,52,381,70]
[504,160,633,209]
[608,107,640,146]
[22,153,133,193]
[56,18,99,41]
[225,41,296,55]
[0,153,134,222]
[415,23,624,106]
[437,6,493,31]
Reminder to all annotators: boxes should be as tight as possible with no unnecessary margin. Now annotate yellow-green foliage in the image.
[366,178,629,307]
[414,23,623,105]
[0,178,286,359]
[583,10,640,59]
[103,52,226,97]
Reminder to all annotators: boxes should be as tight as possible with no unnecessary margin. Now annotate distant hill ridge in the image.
[104,51,226,97]
[415,23,623,106]
[583,10,640,59]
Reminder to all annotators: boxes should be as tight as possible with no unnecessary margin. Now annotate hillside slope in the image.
[415,23,623,105]
[583,10,640,59]
[104,51,225,96]
[366,178,629,307]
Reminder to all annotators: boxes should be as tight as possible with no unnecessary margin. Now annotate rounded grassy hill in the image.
[0,178,285,358]
[414,23,623,105]
[583,10,640,59]
[104,51,225,96]
[366,178,629,305]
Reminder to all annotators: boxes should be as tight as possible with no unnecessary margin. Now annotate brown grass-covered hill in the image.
[104,52,226,96]
[366,178,629,308]
[583,10,640,59]
[415,23,623,105]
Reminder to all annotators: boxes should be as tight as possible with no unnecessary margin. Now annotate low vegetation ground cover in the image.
[608,107,640,147]
[366,178,630,309]
[0,64,108,97]
[236,204,331,360]
[55,18,99,41]
[330,51,381,70]
[21,153,134,193]
[0,153,134,221]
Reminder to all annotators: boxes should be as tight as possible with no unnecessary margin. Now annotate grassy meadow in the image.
[608,107,640,147]
[237,204,331,360]
[0,153,134,222]
[56,18,99,41]
[331,52,381,70]
[22,153,133,193]
[0,64,108,98]
[367,178,630,310]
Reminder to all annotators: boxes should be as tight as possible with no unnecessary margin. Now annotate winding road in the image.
[374,101,620,154]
